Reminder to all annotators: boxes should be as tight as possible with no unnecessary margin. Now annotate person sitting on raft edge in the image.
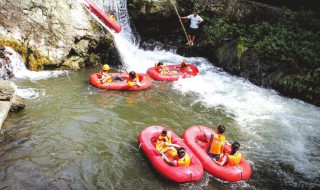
[97,64,124,83]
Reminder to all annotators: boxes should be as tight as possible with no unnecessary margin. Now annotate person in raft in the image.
[213,141,242,166]
[155,62,178,75]
[179,10,204,46]
[162,147,191,167]
[179,60,192,73]
[204,125,226,160]
[126,71,142,87]
[156,129,181,154]
[97,64,124,83]
[155,62,167,74]
[108,12,117,22]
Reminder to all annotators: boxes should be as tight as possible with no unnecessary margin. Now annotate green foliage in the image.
[242,10,320,91]
[202,17,244,46]
[201,8,319,101]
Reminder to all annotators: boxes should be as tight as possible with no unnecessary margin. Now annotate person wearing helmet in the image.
[204,125,227,160]
[126,71,141,87]
[213,141,242,166]
[97,64,124,83]
[97,64,112,83]
[161,147,191,167]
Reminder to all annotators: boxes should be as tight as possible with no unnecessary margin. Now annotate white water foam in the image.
[3,47,68,99]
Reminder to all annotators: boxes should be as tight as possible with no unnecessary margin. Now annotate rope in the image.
[170,0,191,46]
[104,139,141,151]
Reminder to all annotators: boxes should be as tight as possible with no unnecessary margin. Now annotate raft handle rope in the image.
[171,0,191,46]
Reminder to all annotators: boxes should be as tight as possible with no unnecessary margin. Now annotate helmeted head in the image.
[161,129,167,136]
[217,125,225,134]
[129,71,136,79]
[102,64,110,71]
[177,147,186,158]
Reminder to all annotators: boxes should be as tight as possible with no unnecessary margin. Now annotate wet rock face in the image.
[128,0,182,45]
[0,46,14,79]
[0,0,115,70]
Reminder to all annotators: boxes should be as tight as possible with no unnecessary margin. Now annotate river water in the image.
[1,0,320,189]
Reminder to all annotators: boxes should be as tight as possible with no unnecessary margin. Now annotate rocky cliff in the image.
[0,0,117,71]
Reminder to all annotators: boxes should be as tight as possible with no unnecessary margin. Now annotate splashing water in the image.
[2,47,68,99]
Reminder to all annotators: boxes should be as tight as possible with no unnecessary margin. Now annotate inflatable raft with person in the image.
[83,0,122,33]
[138,126,204,183]
[147,61,199,82]
[182,125,252,182]
[89,72,152,90]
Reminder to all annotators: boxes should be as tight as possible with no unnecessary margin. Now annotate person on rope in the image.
[97,64,124,83]
[162,147,191,167]
[204,125,227,160]
[127,71,142,87]
[179,60,192,73]
[213,141,242,166]
[179,10,204,46]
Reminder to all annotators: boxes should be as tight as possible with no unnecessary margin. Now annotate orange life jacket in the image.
[155,65,167,74]
[207,133,226,155]
[127,75,139,87]
[109,15,117,22]
[176,152,191,167]
[157,132,172,144]
[227,152,242,166]
[155,132,172,151]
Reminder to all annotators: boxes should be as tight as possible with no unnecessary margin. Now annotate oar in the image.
[170,0,191,47]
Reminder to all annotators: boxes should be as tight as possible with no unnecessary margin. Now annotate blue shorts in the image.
[208,153,220,160]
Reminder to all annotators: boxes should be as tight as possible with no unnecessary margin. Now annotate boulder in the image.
[0,79,27,129]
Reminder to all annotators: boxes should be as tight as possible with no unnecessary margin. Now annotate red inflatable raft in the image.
[83,0,122,33]
[182,125,252,182]
[147,64,199,82]
[89,72,152,90]
[138,126,204,183]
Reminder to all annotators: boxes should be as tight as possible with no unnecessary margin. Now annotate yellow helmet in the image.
[102,64,110,71]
